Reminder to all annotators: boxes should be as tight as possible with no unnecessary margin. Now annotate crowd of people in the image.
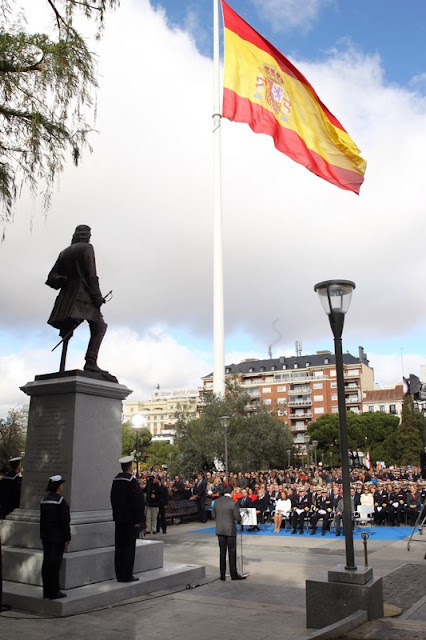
[141,464,426,535]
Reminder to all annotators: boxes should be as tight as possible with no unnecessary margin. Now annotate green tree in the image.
[174,386,293,476]
[121,422,152,457]
[397,395,424,465]
[0,407,26,470]
[145,441,175,471]
[0,0,118,227]
[308,410,400,467]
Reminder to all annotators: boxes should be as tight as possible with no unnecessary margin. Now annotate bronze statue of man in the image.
[46,225,108,374]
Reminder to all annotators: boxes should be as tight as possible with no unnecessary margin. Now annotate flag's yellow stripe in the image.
[224,28,366,176]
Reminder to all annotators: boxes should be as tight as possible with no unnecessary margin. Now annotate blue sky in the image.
[1,0,426,415]
[151,0,426,88]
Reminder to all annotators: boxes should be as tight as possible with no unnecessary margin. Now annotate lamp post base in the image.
[306,564,383,629]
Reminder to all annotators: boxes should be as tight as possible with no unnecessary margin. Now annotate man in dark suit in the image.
[211,486,246,581]
[110,456,145,582]
[193,472,207,523]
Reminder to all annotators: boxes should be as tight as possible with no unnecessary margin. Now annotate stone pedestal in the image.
[306,564,384,629]
[1,371,151,588]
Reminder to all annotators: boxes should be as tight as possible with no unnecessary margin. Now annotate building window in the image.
[314,407,324,414]
[331,382,337,388]
[271,365,276,370]
[389,404,396,414]
[283,364,287,369]
[305,362,310,367]
[313,395,324,402]
[330,370,336,377]
[263,399,272,405]
[324,358,329,364]
[249,367,255,373]
[332,407,339,413]
[332,394,338,401]
[262,387,271,394]
[225,368,231,374]
[277,385,286,392]
[313,383,323,389]
[278,409,287,416]
[294,363,299,369]
[368,406,374,412]
[379,405,385,412]
[277,398,286,405]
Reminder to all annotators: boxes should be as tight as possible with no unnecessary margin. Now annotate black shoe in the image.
[321,530,326,536]
[49,591,67,600]
[117,577,139,583]
[220,576,226,581]
[299,530,304,535]
[291,529,297,535]
[0,604,11,612]
[310,529,316,535]
[231,574,247,580]
[336,531,341,536]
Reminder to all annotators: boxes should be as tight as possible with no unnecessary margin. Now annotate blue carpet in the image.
[190,525,411,541]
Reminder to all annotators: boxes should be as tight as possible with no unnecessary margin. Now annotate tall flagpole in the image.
[213,0,225,396]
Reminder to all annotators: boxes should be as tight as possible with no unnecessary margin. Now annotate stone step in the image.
[3,561,205,617]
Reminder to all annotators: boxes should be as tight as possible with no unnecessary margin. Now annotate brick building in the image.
[202,346,375,447]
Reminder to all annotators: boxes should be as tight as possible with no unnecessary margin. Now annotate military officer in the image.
[291,487,311,535]
[0,456,22,519]
[310,487,333,535]
[110,456,145,582]
[40,475,71,600]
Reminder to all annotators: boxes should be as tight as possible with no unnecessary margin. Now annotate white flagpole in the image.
[212,0,225,396]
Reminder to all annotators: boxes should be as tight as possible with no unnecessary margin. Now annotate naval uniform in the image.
[0,471,22,519]
[40,492,71,599]
[110,472,144,582]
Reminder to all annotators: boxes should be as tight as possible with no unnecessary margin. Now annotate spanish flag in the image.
[222,1,366,194]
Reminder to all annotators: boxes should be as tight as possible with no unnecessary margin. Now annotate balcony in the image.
[246,390,260,398]
[288,398,312,407]
[289,411,313,420]
[291,424,308,432]
[244,401,260,411]
[345,395,360,405]
[288,386,311,395]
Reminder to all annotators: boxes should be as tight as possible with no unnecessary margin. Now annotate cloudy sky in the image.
[1,0,426,416]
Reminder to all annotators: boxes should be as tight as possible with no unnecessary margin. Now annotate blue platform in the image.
[191,524,411,541]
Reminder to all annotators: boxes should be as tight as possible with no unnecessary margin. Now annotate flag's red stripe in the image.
[221,1,345,133]
[223,89,363,194]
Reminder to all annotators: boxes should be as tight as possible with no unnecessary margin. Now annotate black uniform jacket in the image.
[40,493,71,544]
[110,473,144,524]
[0,471,22,518]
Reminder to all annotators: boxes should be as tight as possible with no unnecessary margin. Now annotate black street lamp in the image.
[312,440,318,466]
[304,433,311,466]
[314,279,356,571]
[220,415,230,485]
[132,413,146,477]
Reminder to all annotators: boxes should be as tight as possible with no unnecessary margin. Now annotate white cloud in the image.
[2,1,426,412]
[249,0,333,32]
[0,325,212,417]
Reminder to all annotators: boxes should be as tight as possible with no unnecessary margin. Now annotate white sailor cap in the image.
[9,456,23,463]
[49,475,65,483]
[119,455,134,464]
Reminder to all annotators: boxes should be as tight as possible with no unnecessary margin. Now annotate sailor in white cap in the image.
[0,456,23,519]
[110,456,145,582]
[40,475,71,600]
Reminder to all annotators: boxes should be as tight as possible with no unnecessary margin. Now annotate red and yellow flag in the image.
[221,1,366,194]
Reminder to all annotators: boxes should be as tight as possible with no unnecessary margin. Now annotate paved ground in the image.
[1,522,426,639]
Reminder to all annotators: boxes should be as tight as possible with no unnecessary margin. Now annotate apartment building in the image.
[124,388,199,437]
[362,384,403,417]
[202,346,375,446]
